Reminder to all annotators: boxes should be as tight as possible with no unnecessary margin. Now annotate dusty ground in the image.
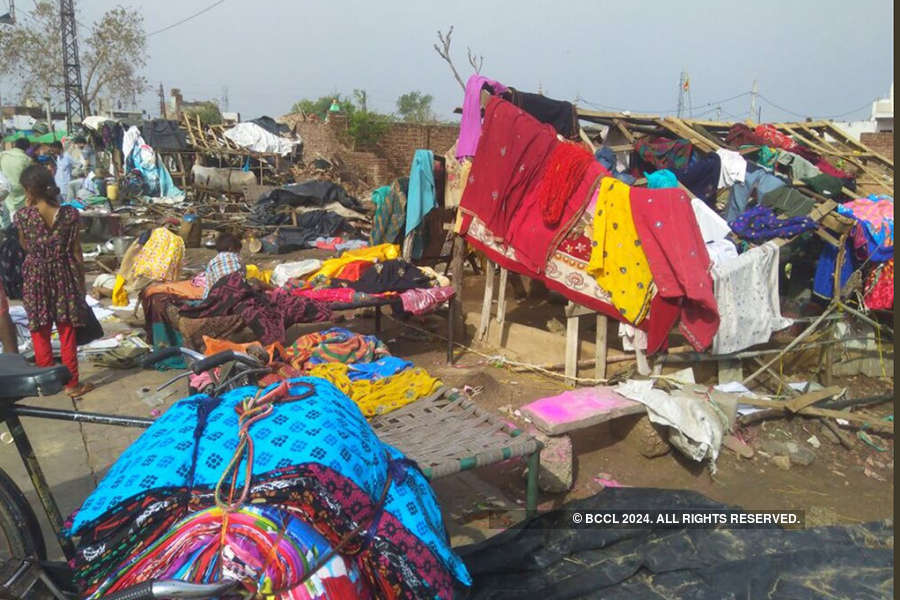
[0,246,893,562]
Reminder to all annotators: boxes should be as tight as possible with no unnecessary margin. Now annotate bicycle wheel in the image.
[0,467,46,561]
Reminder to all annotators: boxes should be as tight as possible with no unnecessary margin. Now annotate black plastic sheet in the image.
[457,488,893,599]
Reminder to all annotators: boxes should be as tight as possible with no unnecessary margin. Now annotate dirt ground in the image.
[74,246,894,543]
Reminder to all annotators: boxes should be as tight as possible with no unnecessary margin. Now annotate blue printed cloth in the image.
[347,356,413,380]
[68,377,470,586]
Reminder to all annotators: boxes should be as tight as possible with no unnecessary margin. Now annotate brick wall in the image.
[860,131,894,162]
[374,123,460,176]
[278,113,460,186]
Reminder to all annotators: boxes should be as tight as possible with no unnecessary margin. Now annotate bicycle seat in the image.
[0,355,70,400]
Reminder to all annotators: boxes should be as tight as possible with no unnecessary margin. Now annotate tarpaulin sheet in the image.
[457,488,893,599]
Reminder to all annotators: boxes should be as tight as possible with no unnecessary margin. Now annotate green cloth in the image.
[760,186,816,218]
[2,130,66,144]
[328,101,341,112]
[0,148,32,225]
[775,150,821,181]
[801,173,844,198]
[757,146,777,169]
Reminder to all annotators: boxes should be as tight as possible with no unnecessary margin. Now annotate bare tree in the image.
[434,26,485,91]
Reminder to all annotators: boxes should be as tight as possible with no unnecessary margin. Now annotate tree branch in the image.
[433,26,466,91]
[467,46,484,74]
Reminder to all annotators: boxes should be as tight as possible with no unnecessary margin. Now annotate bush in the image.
[347,111,392,149]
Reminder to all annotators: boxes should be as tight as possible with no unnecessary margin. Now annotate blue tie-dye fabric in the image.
[68,377,470,586]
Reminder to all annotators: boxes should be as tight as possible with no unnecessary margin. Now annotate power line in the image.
[757,94,873,120]
[148,0,225,37]
[578,90,752,116]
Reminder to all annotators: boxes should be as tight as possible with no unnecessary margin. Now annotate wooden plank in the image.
[736,395,891,432]
[521,386,645,435]
[494,267,508,347]
[785,386,843,413]
[477,260,495,342]
[565,303,580,387]
[595,314,608,381]
[612,118,636,143]
[717,359,743,384]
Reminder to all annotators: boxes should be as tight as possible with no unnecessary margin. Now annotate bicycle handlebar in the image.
[190,350,262,375]
[103,579,238,600]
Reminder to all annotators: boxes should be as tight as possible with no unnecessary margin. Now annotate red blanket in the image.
[458,97,558,240]
[629,187,719,351]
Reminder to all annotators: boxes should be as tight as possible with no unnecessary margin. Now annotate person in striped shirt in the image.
[204,232,244,298]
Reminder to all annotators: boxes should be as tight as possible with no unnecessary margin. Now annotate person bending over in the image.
[204,232,245,298]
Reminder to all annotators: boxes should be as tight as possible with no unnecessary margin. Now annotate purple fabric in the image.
[457,74,508,159]
[729,206,817,241]
[399,286,455,315]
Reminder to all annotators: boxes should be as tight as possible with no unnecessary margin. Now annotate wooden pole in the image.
[448,232,466,343]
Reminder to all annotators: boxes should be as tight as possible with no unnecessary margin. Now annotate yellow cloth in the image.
[587,178,653,324]
[309,243,400,280]
[131,227,185,282]
[111,274,128,306]
[308,362,441,417]
[245,264,272,284]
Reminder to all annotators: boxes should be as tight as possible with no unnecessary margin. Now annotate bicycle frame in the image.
[0,403,153,561]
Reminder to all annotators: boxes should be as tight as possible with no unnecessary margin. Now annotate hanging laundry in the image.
[730,206,817,241]
[864,259,893,310]
[586,178,654,325]
[634,137,693,171]
[710,242,793,355]
[629,187,719,352]
[443,143,471,209]
[458,97,559,238]
[837,195,894,261]
[760,185,817,218]
[405,149,436,236]
[816,158,854,180]
[801,173,844,198]
[756,146,778,168]
[725,123,769,148]
[774,150,821,181]
[595,146,636,185]
[370,178,408,246]
[725,168,787,222]
[645,169,679,189]
[812,241,855,301]
[715,148,747,189]
[503,87,579,139]
[457,74,508,159]
[673,152,720,204]
[690,197,732,243]
[753,124,799,152]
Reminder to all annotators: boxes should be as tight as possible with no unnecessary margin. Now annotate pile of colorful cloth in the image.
[66,378,471,598]
[202,327,440,417]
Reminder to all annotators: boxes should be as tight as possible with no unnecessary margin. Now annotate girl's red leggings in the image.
[30,323,79,388]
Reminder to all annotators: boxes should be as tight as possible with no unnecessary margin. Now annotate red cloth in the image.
[536,143,596,226]
[31,323,78,387]
[292,288,358,303]
[725,124,768,148]
[507,161,607,274]
[458,97,559,239]
[629,187,719,352]
[334,260,373,281]
[754,124,799,152]
[816,159,853,180]
[864,259,893,311]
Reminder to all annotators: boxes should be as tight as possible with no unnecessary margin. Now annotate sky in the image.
[28,0,900,122]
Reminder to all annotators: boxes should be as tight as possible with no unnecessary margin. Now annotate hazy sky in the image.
[69,0,894,122]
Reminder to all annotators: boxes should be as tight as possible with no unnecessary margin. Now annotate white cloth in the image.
[270,259,323,287]
[616,379,726,470]
[122,126,143,167]
[690,197,731,242]
[710,241,793,355]
[704,239,739,265]
[617,322,647,351]
[715,149,747,189]
[81,116,112,131]
[223,123,300,156]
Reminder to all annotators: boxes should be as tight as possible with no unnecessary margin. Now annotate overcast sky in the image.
[68,0,894,122]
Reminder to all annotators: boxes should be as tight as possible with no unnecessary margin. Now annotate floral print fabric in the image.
[15,205,85,331]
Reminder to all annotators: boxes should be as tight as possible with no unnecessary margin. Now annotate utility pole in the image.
[0,0,14,24]
[44,96,53,135]
[60,0,86,131]
[677,70,689,117]
[749,80,759,124]
[158,83,166,118]
[221,86,229,113]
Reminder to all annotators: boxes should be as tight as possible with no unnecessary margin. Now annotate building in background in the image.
[832,83,893,140]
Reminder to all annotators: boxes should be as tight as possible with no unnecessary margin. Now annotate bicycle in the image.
[0,346,269,599]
